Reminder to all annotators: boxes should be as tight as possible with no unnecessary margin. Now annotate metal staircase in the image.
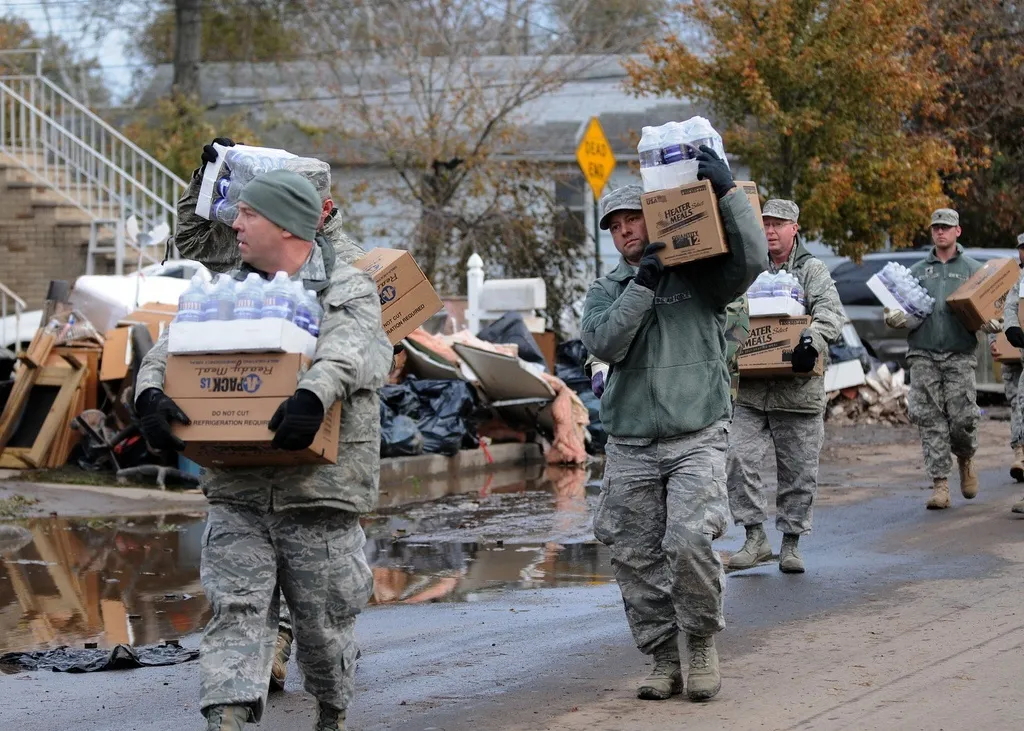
[0,49,187,275]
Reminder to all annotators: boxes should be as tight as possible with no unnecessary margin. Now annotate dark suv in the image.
[830,248,1017,393]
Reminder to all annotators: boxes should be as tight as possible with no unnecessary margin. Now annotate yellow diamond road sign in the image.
[576,117,616,202]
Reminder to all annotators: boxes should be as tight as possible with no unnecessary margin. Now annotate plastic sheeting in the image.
[0,642,199,673]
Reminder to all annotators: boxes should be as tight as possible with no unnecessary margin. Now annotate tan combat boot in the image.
[269,627,293,692]
[1011,446,1024,483]
[314,703,346,731]
[204,704,249,731]
[957,457,978,499]
[926,478,951,510]
[685,634,721,701]
[637,638,682,700]
[1012,496,1024,514]
[728,523,772,570]
[778,533,805,574]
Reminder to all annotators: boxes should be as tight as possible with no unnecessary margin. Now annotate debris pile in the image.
[827,364,910,426]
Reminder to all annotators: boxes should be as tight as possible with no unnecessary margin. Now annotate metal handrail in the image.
[0,49,187,275]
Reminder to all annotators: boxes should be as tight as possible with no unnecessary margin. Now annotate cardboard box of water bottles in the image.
[641,181,764,267]
[352,248,444,344]
[739,316,824,378]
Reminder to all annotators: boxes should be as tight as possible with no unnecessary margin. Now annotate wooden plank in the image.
[23,331,56,369]
[56,347,100,412]
[0,367,40,451]
[0,451,31,469]
[23,366,85,468]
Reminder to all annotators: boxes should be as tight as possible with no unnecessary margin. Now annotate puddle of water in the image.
[0,465,612,653]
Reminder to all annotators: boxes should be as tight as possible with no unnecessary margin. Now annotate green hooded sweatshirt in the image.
[907,244,982,356]
[581,190,769,439]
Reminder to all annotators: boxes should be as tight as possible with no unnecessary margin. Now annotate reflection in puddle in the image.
[0,465,611,653]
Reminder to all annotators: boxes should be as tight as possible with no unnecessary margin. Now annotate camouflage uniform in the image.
[594,424,732,649]
[905,243,982,480]
[728,230,845,535]
[725,295,750,402]
[170,167,366,649]
[1001,276,1024,448]
[907,352,980,478]
[137,241,392,721]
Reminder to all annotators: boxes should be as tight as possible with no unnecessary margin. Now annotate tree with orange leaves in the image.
[626,0,959,259]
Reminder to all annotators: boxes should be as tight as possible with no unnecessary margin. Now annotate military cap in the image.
[762,199,800,222]
[1016,232,1024,248]
[599,184,644,230]
[931,208,959,227]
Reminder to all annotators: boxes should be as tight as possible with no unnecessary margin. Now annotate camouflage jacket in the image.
[725,295,750,401]
[136,241,393,514]
[169,172,365,269]
[737,238,845,415]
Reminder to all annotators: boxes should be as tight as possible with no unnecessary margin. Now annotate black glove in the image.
[696,144,736,199]
[268,389,325,451]
[633,243,666,290]
[1007,326,1024,349]
[791,334,818,373]
[136,388,190,452]
[201,137,236,166]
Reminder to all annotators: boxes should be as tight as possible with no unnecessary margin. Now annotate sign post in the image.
[575,117,616,278]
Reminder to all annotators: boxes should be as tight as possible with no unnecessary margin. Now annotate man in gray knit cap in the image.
[136,170,392,731]
[173,139,368,692]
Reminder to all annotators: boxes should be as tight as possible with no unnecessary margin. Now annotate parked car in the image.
[830,248,1018,393]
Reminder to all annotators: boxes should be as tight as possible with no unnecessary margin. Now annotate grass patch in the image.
[6,467,123,487]
[0,495,40,518]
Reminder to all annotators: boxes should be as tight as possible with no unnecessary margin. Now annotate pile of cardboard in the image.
[827,364,910,426]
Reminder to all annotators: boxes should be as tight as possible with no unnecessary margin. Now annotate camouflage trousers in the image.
[1003,362,1024,448]
[200,504,373,721]
[726,405,824,536]
[907,353,980,479]
[593,422,730,654]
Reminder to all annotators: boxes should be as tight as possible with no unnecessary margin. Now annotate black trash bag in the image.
[379,401,424,458]
[0,642,198,674]
[555,339,590,390]
[381,383,422,420]
[406,378,479,455]
[477,312,546,365]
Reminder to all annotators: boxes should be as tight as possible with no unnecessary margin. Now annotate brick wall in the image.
[0,179,93,310]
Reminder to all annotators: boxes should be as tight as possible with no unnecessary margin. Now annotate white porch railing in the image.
[0,49,187,274]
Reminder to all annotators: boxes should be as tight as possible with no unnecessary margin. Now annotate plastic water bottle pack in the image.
[637,116,729,192]
[877,262,934,320]
[173,271,322,336]
[747,271,806,306]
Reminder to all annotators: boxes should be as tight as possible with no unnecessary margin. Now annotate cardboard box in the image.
[100,327,132,382]
[173,398,341,468]
[164,351,339,468]
[946,258,1019,331]
[164,353,308,399]
[640,180,763,267]
[353,249,444,344]
[168,318,316,356]
[739,316,824,378]
[992,333,1021,363]
[118,302,177,342]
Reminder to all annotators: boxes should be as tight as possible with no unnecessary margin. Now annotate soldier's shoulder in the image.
[324,227,367,266]
[325,260,377,303]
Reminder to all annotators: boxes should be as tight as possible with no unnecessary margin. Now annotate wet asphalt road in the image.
[3,461,1020,731]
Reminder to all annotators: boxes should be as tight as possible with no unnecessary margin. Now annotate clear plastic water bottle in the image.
[305,290,323,337]
[234,272,265,320]
[203,275,236,321]
[175,273,208,323]
[262,271,297,321]
[293,281,313,332]
[638,126,665,192]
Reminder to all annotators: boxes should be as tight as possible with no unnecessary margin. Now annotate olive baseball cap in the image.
[599,184,644,230]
